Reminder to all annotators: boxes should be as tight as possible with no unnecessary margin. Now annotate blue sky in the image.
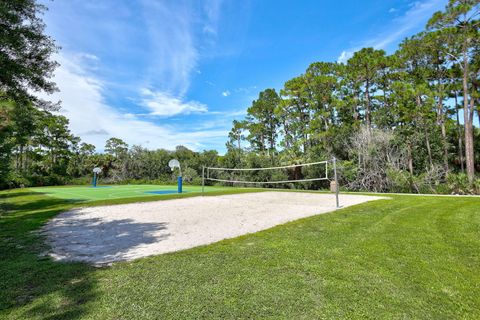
[40,0,448,153]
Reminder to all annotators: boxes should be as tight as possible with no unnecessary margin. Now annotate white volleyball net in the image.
[202,159,340,207]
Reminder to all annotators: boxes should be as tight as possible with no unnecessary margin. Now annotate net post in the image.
[202,166,205,195]
[333,157,340,208]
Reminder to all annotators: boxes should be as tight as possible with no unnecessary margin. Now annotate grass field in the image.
[32,184,225,201]
[1,188,479,319]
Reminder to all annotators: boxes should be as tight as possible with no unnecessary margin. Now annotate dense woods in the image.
[0,0,479,193]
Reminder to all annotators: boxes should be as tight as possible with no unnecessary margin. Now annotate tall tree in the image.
[11,101,36,173]
[105,137,129,158]
[399,33,451,173]
[0,0,59,107]
[303,62,342,151]
[0,101,14,187]
[346,48,386,131]
[245,89,280,153]
[280,76,311,154]
[228,120,246,151]
[428,0,480,181]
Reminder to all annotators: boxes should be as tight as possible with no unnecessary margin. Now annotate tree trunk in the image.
[437,95,449,173]
[462,49,475,181]
[425,127,433,169]
[407,143,414,175]
[353,92,360,121]
[283,121,291,149]
[365,80,371,130]
[455,93,465,172]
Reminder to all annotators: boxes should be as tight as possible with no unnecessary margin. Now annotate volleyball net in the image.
[202,158,340,207]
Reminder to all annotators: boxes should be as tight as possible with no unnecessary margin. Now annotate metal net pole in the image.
[202,166,205,195]
[333,157,340,208]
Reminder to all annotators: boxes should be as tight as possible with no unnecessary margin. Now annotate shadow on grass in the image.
[0,189,177,318]
[0,191,42,199]
[0,191,95,319]
[0,190,161,319]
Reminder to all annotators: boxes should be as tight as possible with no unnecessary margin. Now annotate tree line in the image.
[224,0,480,193]
[0,0,479,194]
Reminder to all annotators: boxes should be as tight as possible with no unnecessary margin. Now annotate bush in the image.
[182,167,199,183]
[6,172,30,189]
[386,168,411,193]
[446,173,480,195]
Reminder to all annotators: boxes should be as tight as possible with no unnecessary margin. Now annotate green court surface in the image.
[32,184,223,201]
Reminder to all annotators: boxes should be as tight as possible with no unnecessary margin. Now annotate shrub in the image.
[446,173,480,195]
[386,168,412,193]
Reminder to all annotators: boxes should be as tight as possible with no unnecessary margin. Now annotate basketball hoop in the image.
[168,159,181,173]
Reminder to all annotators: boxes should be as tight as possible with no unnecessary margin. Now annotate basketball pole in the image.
[333,157,340,208]
[202,166,205,195]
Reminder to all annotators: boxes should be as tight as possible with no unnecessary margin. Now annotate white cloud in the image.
[337,0,445,63]
[208,109,247,117]
[140,88,208,116]
[140,1,198,96]
[40,53,226,151]
[77,53,99,61]
[389,8,397,13]
[139,0,224,96]
[202,0,223,35]
[221,90,230,97]
[337,50,354,64]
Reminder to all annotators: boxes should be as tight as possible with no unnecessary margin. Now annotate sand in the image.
[42,192,384,266]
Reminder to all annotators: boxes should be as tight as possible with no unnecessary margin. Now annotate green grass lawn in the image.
[32,184,226,201]
[0,188,479,319]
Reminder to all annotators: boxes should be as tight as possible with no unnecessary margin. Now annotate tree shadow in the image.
[0,191,42,199]
[44,214,169,265]
[0,190,168,319]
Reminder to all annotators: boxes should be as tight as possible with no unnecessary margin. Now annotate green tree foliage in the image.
[224,1,479,192]
[0,0,58,107]
[346,48,387,130]
[427,0,480,181]
[0,101,14,186]
[105,137,129,158]
[245,89,280,153]
[1,0,59,187]
[1,100,79,188]
[1,0,479,193]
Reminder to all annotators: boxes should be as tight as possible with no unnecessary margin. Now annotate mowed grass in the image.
[0,189,479,319]
[32,184,226,201]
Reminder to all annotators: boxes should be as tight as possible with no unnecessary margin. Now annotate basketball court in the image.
[32,184,224,201]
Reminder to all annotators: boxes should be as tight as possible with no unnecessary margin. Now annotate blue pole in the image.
[177,176,183,193]
[93,172,97,188]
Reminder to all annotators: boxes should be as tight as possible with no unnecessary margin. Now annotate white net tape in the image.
[202,158,340,208]
[204,160,330,185]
